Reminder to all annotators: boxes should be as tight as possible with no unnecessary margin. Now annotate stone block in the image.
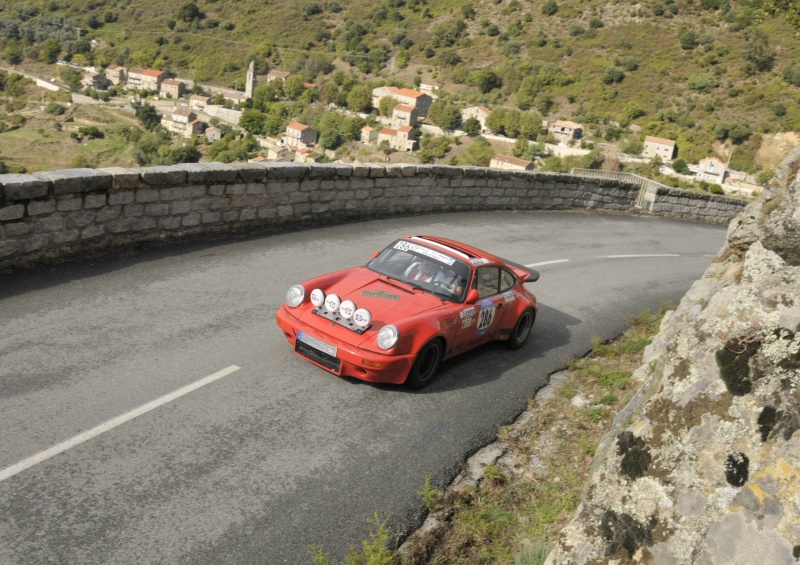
[140,166,187,187]
[222,210,240,222]
[28,200,56,216]
[240,208,257,221]
[0,239,20,257]
[145,203,170,216]
[159,217,182,230]
[57,197,83,212]
[124,203,144,217]
[307,164,339,179]
[37,168,112,196]
[1,174,49,200]
[136,189,160,203]
[66,210,95,228]
[171,200,191,215]
[184,162,239,185]
[84,193,107,209]
[267,163,309,179]
[35,216,64,232]
[99,167,141,190]
[108,191,135,206]
[4,221,32,237]
[209,184,226,196]
[278,205,293,217]
[229,162,268,183]
[131,217,157,231]
[52,230,80,245]
[82,224,105,239]
[202,211,222,224]
[0,204,25,221]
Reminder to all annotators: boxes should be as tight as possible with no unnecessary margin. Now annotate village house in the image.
[189,94,213,111]
[378,126,417,152]
[419,80,441,94]
[371,86,433,117]
[294,148,318,163]
[489,154,535,171]
[361,126,378,145]
[160,79,185,99]
[266,144,294,161]
[126,68,167,91]
[392,104,418,128]
[204,126,221,143]
[105,64,126,86]
[81,72,109,90]
[696,156,727,184]
[266,70,291,83]
[284,122,317,149]
[548,120,583,144]
[161,107,203,138]
[642,135,676,162]
[461,106,492,134]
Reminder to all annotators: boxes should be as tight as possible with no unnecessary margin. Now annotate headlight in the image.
[310,288,325,307]
[340,300,356,319]
[377,325,399,350]
[285,285,306,308]
[324,294,341,313]
[353,308,372,329]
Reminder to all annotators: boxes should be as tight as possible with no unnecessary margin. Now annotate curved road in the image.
[0,211,726,563]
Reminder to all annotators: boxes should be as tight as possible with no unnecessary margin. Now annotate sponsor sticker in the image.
[361,290,400,301]
[394,241,456,265]
[503,291,516,302]
[460,306,476,319]
[470,258,490,266]
[477,299,496,336]
[462,318,473,329]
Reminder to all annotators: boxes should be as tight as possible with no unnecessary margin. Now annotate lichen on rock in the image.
[545,147,800,564]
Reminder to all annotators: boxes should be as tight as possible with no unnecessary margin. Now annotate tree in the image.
[467,70,502,93]
[177,2,201,23]
[743,29,775,75]
[512,137,529,158]
[40,38,61,64]
[239,109,268,134]
[378,139,393,162]
[283,75,306,100]
[603,67,625,84]
[427,100,461,131]
[133,102,161,130]
[460,136,494,166]
[346,85,372,113]
[541,0,558,16]
[679,30,697,50]
[378,96,400,117]
[463,117,481,136]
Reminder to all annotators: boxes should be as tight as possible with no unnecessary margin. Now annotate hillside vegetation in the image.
[0,0,798,174]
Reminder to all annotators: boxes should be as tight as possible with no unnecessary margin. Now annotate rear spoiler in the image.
[500,258,540,283]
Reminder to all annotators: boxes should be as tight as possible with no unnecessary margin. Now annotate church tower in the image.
[245,60,256,99]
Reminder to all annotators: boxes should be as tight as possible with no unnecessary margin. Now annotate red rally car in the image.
[275,236,539,388]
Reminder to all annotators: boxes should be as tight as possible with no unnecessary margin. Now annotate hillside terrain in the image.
[0,0,798,177]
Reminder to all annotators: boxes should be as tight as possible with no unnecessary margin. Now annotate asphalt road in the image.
[0,210,727,564]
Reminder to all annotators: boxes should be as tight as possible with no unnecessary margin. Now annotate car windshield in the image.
[366,240,473,302]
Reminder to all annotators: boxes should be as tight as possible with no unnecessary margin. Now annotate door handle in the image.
[497,303,504,309]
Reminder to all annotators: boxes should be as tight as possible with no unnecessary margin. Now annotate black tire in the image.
[405,339,444,389]
[506,308,535,350]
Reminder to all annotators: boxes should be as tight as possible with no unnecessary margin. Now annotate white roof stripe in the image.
[410,236,470,259]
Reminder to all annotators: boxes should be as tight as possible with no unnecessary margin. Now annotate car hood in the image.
[296,268,445,343]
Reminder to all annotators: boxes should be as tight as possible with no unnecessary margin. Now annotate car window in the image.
[475,267,499,298]
[500,269,515,292]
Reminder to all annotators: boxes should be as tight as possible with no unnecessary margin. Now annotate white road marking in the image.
[0,365,241,483]
[606,254,681,258]
[525,259,570,268]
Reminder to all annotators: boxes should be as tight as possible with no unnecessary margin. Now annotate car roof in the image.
[406,235,501,263]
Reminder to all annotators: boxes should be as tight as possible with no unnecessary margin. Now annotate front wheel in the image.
[506,308,535,350]
[405,339,443,389]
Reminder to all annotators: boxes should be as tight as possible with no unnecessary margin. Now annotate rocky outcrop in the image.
[548,146,800,565]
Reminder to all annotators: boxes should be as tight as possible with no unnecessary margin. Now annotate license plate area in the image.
[296,331,341,373]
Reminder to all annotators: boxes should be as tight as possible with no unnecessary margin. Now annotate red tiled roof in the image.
[645,135,676,146]
[492,154,532,167]
[394,104,414,112]
[391,87,425,98]
[287,122,310,130]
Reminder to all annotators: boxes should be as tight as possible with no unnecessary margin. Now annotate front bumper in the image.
[275,306,416,385]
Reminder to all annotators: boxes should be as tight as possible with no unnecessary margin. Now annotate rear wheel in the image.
[405,339,443,389]
[506,308,535,350]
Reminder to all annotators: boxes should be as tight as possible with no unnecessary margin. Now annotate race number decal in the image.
[477,299,496,336]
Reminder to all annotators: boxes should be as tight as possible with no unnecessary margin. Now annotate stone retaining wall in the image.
[0,162,748,269]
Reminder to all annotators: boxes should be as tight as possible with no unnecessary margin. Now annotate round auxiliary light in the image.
[324,294,341,313]
[310,288,326,308]
[377,325,399,350]
[285,285,305,308]
[339,300,357,319]
[353,308,372,329]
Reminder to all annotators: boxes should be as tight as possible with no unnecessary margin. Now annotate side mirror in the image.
[465,288,480,304]
[369,250,380,261]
